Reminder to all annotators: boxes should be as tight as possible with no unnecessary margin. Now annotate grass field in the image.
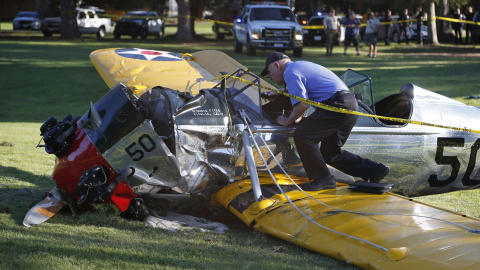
[1,21,480,269]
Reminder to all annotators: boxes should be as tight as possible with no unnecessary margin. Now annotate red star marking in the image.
[141,51,162,55]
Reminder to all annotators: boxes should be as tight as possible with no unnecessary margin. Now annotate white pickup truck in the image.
[42,8,112,38]
[233,4,303,56]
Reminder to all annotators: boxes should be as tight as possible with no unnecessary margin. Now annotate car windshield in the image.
[308,18,324,25]
[250,8,295,21]
[16,12,39,18]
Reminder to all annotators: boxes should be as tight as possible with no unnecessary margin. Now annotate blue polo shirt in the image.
[344,17,361,36]
[283,61,349,105]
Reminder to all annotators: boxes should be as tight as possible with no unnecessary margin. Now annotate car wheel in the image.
[246,37,256,56]
[293,47,303,57]
[234,34,243,53]
[392,31,399,43]
[157,27,164,38]
[97,26,105,39]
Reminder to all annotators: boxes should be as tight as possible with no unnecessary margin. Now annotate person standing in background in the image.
[414,6,425,45]
[383,10,394,45]
[365,12,382,57]
[465,6,474,44]
[324,9,338,56]
[343,11,361,55]
[399,8,411,45]
[452,8,465,44]
[361,7,371,42]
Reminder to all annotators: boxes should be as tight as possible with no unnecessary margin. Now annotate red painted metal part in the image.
[52,128,136,212]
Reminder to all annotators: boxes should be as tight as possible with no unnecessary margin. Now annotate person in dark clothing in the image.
[343,11,361,55]
[383,10,394,45]
[399,8,411,44]
[414,6,425,45]
[452,8,465,44]
[260,52,390,191]
[465,6,474,44]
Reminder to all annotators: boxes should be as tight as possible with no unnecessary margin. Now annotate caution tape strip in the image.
[435,16,480,25]
[209,74,480,134]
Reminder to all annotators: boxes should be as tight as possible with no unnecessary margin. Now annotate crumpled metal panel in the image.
[171,89,240,189]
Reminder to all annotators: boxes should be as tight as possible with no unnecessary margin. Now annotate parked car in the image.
[41,7,111,38]
[410,22,429,43]
[377,15,429,43]
[377,15,401,42]
[13,11,41,30]
[114,11,164,39]
[302,15,344,46]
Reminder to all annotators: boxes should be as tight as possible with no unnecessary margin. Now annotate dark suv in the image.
[114,11,165,39]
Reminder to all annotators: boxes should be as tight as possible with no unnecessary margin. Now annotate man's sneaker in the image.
[301,175,337,191]
[369,164,390,183]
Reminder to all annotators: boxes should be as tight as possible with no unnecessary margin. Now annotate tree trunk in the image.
[177,0,194,42]
[35,0,43,18]
[436,0,452,43]
[429,1,439,45]
[60,0,80,39]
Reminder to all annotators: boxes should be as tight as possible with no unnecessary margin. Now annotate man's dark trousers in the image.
[294,91,379,180]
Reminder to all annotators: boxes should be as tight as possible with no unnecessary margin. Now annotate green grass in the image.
[1,21,480,269]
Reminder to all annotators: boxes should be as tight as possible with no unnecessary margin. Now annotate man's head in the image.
[349,11,356,19]
[260,52,290,84]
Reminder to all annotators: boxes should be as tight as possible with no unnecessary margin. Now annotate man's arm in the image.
[276,102,310,126]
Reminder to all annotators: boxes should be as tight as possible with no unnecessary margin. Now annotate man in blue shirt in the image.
[261,52,390,191]
[343,11,361,55]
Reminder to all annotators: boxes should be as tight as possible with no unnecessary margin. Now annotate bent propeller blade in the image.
[23,186,66,227]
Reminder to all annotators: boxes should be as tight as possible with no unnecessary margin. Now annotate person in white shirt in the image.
[365,12,382,57]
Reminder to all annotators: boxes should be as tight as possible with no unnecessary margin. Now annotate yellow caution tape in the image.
[436,16,480,25]
[210,74,480,134]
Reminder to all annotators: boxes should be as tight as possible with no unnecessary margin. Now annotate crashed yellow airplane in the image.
[25,48,480,269]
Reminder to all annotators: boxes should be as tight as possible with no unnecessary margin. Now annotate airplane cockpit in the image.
[340,69,414,127]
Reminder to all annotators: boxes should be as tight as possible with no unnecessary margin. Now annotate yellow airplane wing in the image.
[211,174,480,270]
[89,48,278,96]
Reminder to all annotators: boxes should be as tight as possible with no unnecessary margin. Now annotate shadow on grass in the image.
[0,165,53,222]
